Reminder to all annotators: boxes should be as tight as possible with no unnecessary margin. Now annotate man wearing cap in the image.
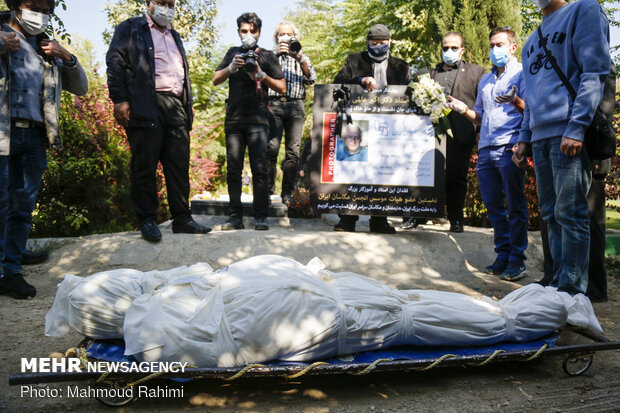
[403,32,485,233]
[333,24,410,234]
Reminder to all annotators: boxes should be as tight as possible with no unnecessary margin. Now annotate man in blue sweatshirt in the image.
[512,0,610,295]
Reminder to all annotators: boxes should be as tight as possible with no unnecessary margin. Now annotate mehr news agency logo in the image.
[19,358,188,399]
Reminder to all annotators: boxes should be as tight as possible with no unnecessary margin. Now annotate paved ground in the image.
[1,215,618,412]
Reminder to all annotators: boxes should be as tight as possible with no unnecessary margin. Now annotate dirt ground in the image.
[1,216,619,413]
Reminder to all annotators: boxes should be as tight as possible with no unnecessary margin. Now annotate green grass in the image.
[608,208,620,231]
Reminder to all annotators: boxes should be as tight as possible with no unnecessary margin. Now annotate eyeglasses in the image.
[345,135,361,141]
[442,46,461,52]
[503,26,512,30]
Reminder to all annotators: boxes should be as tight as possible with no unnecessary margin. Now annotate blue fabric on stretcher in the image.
[86,334,560,367]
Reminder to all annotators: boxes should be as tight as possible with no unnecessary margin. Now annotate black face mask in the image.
[368,42,389,59]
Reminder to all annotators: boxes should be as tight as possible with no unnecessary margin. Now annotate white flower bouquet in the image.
[408,74,453,140]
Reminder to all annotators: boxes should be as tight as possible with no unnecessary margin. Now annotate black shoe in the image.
[22,249,50,265]
[172,218,212,234]
[369,221,396,234]
[334,219,355,232]
[449,220,464,233]
[0,274,36,299]
[400,218,426,230]
[221,216,244,230]
[140,221,162,243]
[535,274,554,287]
[254,217,269,230]
[281,193,293,205]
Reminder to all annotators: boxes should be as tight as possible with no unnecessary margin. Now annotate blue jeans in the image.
[532,136,591,295]
[477,146,528,263]
[225,123,269,218]
[1,126,47,275]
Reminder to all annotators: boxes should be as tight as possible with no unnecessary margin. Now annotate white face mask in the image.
[241,33,258,49]
[151,5,174,27]
[532,0,553,9]
[15,9,49,36]
[278,34,291,44]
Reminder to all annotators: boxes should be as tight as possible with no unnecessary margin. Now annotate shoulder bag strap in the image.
[537,25,577,99]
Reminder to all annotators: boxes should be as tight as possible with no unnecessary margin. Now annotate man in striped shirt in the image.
[267,21,316,205]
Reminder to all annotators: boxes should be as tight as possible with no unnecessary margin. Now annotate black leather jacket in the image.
[106,15,193,130]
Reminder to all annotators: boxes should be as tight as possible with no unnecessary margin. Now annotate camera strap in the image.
[254,48,263,99]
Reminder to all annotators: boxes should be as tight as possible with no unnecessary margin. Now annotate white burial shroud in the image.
[45,255,602,368]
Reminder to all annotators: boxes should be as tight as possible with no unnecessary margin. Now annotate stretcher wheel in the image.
[94,380,136,407]
[562,353,593,376]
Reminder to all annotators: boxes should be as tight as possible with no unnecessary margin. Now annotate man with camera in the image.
[107,0,212,243]
[267,21,316,205]
[213,12,286,231]
[332,24,410,234]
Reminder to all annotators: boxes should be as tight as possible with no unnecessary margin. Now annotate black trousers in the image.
[126,92,190,226]
[225,123,270,218]
[446,138,474,223]
[337,214,388,226]
[540,177,607,300]
[267,99,305,197]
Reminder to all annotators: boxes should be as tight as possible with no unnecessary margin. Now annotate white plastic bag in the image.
[124,255,342,367]
[45,263,214,339]
[123,256,603,367]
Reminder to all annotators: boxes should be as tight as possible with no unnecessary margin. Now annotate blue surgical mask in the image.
[442,48,460,65]
[368,42,390,61]
[489,46,511,67]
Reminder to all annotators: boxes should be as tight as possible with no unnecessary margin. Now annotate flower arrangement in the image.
[408,74,453,141]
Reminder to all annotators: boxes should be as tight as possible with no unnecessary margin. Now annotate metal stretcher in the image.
[9,326,620,407]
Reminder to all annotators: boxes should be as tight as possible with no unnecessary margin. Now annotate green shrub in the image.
[32,86,134,237]
[32,84,225,237]
[606,94,620,211]
[464,148,540,230]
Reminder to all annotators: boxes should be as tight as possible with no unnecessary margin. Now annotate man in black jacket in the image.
[106,0,211,243]
[403,32,485,232]
[332,24,410,234]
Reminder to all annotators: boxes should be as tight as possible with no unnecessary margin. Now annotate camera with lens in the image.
[288,37,302,55]
[332,84,351,103]
[240,50,257,72]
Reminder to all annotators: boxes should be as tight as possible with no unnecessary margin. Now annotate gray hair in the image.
[342,123,362,139]
[273,21,300,45]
